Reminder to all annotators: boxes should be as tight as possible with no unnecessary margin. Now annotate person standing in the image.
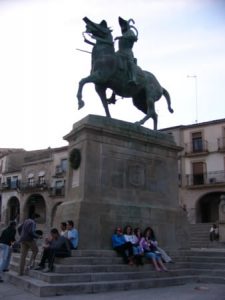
[209,224,219,241]
[17,213,42,276]
[0,221,17,282]
[66,220,79,249]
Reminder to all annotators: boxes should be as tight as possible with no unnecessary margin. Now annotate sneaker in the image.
[43,267,53,273]
[34,265,45,271]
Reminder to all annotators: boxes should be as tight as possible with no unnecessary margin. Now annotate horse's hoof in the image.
[78,100,85,110]
[134,121,141,126]
[170,108,174,113]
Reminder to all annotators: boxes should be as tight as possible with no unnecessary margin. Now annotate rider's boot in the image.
[128,64,137,85]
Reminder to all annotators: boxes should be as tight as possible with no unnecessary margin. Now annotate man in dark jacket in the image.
[0,221,17,282]
[35,228,71,272]
[18,213,42,276]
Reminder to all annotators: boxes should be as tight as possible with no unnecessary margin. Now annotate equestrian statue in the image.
[76,17,174,130]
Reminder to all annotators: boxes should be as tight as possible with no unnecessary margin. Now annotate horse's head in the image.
[83,17,112,41]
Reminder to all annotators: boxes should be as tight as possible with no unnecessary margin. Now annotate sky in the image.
[0,0,225,150]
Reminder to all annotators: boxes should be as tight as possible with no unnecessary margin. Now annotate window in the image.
[192,162,205,185]
[28,177,34,187]
[38,176,45,185]
[11,176,18,189]
[55,180,64,188]
[6,177,11,188]
[223,127,225,149]
[192,132,203,152]
[61,159,67,172]
[38,171,45,185]
[55,180,64,196]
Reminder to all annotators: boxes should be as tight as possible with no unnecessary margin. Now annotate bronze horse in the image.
[77,17,174,130]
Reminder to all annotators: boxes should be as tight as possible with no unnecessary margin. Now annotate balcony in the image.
[184,139,208,156]
[218,137,225,152]
[0,180,20,191]
[186,171,225,187]
[20,180,49,192]
[53,165,65,177]
[49,186,65,197]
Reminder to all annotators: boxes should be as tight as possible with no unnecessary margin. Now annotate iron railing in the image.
[186,170,225,186]
[218,137,225,151]
[184,139,208,155]
[20,180,49,192]
[0,180,20,191]
[49,186,65,197]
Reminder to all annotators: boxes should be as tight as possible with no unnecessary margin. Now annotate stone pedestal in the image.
[56,115,189,249]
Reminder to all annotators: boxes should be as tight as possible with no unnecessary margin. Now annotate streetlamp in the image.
[187,75,198,123]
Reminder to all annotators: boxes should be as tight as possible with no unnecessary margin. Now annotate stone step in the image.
[190,243,224,248]
[28,268,196,284]
[12,255,124,265]
[175,255,225,263]
[12,251,225,270]
[197,275,225,285]
[9,260,184,274]
[186,261,225,270]
[28,268,225,284]
[71,250,118,257]
[190,223,212,227]
[4,271,197,297]
[162,249,225,258]
[6,248,225,297]
[190,236,210,239]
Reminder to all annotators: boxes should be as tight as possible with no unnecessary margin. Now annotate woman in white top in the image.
[123,225,143,265]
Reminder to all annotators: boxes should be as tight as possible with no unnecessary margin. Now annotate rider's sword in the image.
[76,48,91,54]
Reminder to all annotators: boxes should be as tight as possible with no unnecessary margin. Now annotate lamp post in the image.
[187,75,198,123]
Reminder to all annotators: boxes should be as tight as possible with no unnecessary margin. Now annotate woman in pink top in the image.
[140,227,168,272]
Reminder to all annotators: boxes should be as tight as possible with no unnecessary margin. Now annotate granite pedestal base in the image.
[56,115,189,249]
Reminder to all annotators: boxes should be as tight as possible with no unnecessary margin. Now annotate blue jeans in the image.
[145,251,161,260]
[0,243,11,274]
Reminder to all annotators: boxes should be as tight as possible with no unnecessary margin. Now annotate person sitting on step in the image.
[35,228,71,273]
[146,226,174,264]
[112,226,134,265]
[60,222,68,238]
[66,220,79,249]
[123,225,143,265]
[140,227,168,272]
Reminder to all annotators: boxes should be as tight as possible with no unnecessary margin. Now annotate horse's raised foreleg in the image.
[95,84,111,117]
[77,75,96,110]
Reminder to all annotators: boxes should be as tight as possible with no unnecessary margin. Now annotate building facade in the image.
[0,146,68,233]
[161,118,225,226]
[1,118,225,234]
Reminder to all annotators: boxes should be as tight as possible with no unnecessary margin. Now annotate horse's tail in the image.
[162,88,174,113]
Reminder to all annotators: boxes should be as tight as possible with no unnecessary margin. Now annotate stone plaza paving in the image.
[0,281,225,300]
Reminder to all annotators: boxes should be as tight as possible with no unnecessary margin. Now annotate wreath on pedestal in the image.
[69,148,81,169]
